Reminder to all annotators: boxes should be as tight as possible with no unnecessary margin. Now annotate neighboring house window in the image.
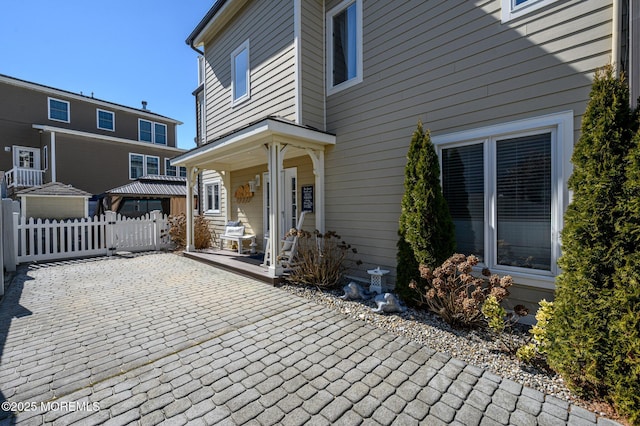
[43,146,48,171]
[97,109,115,131]
[433,112,573,286]
[205,181,221,213]
[154,123,167,145]
[129,153,160,179]
[139,119,153,142]
[138,119,168,144]
[146,156,159,175]
[48,97,70,122]
[231,40,250,105]
[165,158,187,177]
[129,154,144,179]
[501,0,561,23]
[326,0,363,95]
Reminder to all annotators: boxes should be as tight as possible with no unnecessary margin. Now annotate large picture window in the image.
[327,0,362,94]
[434,112,573,287]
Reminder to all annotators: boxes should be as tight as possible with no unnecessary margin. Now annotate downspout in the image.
[187,38,205,56]
[612,0,621,75]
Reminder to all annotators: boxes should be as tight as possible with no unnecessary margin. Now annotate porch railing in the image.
[4,167,45,188]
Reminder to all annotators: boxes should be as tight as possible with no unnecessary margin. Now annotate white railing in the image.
[13,211,172,263]
[5,167,45,188]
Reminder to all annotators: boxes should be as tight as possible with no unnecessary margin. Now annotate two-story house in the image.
[0,74,186,214]
[172,0,639,310]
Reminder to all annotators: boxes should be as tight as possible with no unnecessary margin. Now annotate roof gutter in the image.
[185,0,229,55]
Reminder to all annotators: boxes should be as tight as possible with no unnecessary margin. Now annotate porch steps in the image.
[182,250,282,286]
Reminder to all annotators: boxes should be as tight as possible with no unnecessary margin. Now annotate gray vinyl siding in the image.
[300,0,325,130]
[322,0,612,285]
[203,0,297,140]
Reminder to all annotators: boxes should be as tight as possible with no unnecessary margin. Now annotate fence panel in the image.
[15,211,171,264]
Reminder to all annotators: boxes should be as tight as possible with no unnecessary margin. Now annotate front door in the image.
[13,146,40,170]
[263,167,298,239]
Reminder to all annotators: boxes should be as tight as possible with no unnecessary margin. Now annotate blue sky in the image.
[0,1,213,150]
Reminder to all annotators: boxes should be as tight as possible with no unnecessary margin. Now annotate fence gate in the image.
[14,210,171,264]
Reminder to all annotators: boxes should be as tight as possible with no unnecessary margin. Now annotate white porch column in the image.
[220,171,230,225]
[185,166,197,252]
[50,131,57,182]
[267,141,287,277]
[306,148,325,233]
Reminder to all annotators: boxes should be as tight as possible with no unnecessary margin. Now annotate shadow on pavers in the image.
[0,266,33,424]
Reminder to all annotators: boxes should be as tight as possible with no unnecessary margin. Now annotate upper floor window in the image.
[327,0,363,95]
[231,40,250,105]
[97,109,115,131]
[138,119,168,145]
[501,0,561,23]
[165,158,187,177]
[129,153,159,179]
[48,97,70,123]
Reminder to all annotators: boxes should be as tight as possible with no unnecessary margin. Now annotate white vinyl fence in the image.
[13,210,172,264]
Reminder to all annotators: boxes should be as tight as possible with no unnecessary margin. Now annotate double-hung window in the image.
[500,0,561,23]
[326,0,363,94]
[434,112,573,287]
[231,40,250,105]
[97,109,115,131]
[165,158,187,177]
[205,182,221,214]
[138,119,168,145]
[129,153,159,179]
[48,97,70,122]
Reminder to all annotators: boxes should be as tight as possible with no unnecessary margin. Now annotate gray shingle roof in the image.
[17,182,91,197]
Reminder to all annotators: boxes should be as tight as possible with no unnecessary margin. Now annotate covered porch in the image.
[171,117,336,278]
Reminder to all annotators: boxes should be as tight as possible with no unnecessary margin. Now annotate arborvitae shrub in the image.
[396,122,455,304]
[608,126,640,422]
[547,65,634,400]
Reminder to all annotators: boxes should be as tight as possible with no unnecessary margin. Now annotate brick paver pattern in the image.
[0,253,621,425]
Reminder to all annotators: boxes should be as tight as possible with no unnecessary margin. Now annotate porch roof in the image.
[170,116,336,171]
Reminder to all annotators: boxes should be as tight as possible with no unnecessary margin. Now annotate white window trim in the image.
[48,97,70,123]
[154,122,167,145]
[205,181,221,214]
[138,119,153,143]
[43,146,48,171]
[501,0,561,23]
[96,109,115,131]
[129,153,145,180]
[326,0,363,96]
[138,119,167,145]
[146,155,160,175]
[631,0,640,108]
[231,39,251,106]
[432,111,573,290]
[165,158,176,176]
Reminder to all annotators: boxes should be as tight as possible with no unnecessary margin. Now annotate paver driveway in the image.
[0,253,619,425]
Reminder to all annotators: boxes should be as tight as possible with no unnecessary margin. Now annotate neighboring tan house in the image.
[0,74,186,213]
[172,0,639,311]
